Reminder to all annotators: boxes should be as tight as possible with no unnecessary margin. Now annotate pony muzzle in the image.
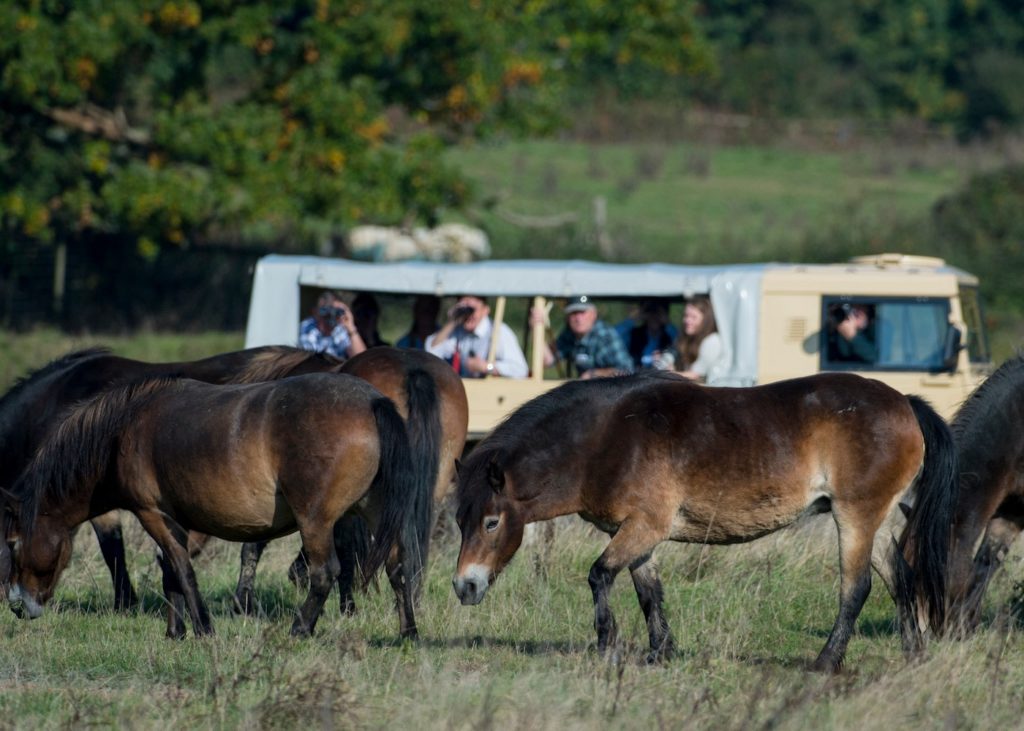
[453,564,492,605]
[7,584,43,620]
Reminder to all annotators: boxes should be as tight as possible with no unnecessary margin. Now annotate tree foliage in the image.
[688,0,1024,133]
[0,0,709,258]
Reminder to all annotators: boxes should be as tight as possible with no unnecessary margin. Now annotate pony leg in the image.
[965,517,1023,628]
[155,548,187,640]
[90,512,138,612]
[812,510,875,673]
[232,540,269,616]
[629,553,674,663]
[386,544,418,640]
[589,517,669,658]
[291,530,340,637]
[288,549,310,589]
[136,510,214,638]
[333,516,362,616]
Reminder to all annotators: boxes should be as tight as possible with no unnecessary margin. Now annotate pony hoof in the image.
[232,592,258,617]
[289,624,313,638]
[645,646,674,665]
[400,627,419,641]
[114,593,139,613]
[809,657,842,674]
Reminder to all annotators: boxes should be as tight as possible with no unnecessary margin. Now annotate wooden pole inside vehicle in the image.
[484,295,506,378]
[531,296,546,381]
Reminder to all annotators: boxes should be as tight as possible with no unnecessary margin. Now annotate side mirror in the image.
[942,324,963,372]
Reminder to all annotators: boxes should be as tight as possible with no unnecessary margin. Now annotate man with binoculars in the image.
[298,291,367,358]
[426,295,528,378]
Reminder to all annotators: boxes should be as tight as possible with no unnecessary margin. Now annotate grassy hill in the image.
[450,138,984,264]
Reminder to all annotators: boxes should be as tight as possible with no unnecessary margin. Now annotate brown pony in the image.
[452,372,958,671]
[0,346,341,610]
[232,347,468,626]
[0,345,467,624]
[928,354,1024,631]
[0,373,417,639]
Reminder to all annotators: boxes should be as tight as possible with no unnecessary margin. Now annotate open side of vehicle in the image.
[245,253,990,437]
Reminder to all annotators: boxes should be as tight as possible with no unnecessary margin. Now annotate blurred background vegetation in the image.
[2,0,1023,348]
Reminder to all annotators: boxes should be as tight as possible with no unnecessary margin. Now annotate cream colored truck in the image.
[244,253,991,439]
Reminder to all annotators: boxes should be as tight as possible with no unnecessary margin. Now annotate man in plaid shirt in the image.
[533,295,634,378]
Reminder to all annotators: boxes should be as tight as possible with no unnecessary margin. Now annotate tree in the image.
[0,0,709,263]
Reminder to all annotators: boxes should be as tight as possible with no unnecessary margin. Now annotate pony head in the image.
[1,498,72,620]
[452,452,526,605]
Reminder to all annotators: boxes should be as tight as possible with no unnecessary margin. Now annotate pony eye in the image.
[484,516,500,532]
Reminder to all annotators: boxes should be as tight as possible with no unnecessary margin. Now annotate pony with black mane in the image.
[0,345,467,632]
[453,371,958,671]
[929,353,1024,631]
[232,346,468,626]
[0,372,417,639]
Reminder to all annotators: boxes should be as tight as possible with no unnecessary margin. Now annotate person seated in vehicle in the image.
[352,292,390,348]
[626,298,678,370]
[674,295,726,381]
[426,295,529,378]
[298,290,367,358]
[396,295,441,350]
[827,302,878,364]
[530,295,634,379]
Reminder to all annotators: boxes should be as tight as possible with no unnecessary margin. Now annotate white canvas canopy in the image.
[244,255,767,385]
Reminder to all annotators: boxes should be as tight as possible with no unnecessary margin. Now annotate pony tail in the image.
[360,397,417,585]
[401,367,441,600]
[896,395,960,639]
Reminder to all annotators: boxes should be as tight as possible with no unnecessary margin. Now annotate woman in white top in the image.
[674,296,724,382]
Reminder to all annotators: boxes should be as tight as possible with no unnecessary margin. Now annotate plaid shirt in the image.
[298,317,353,357]
[555,319,634,376]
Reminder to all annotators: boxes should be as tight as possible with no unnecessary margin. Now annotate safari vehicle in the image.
[244,253,991,437]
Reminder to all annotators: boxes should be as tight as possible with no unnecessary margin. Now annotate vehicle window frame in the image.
[819,295,952,373]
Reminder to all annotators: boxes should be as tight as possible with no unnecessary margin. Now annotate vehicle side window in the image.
[821,297,951,372]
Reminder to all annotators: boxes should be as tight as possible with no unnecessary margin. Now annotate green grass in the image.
[0,328,244,396]
[3,517,1024,729]
[449,139,977,264]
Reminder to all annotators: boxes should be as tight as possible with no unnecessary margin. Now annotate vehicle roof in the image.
[251,253,977,298]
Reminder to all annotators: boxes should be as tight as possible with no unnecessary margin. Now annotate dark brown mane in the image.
[0,348,110,412]
[457,374,670,512]
[13,377,183,541]
[952,352,1024,445]
[228,347,342,384]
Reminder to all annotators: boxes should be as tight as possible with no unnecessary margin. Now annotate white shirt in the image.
[426,315,528,378]
[690,332,725,378]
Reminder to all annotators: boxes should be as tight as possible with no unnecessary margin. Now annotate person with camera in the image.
[298,291,367,359]
[828,302,877,363]
[426,295,528,378]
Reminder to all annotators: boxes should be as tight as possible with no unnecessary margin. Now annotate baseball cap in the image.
[564,295,596,314]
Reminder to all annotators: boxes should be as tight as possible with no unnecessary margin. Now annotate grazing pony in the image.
[933,354,1024,630]
[232,347,468,626]
[0,346,466,629]
[0,346,330,610]
[0,374,416,638]
[453,372,958,671]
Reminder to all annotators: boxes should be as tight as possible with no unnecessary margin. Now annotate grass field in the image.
[2,334,1024,729]
[3,513,1024,729]
[448,138,995,264]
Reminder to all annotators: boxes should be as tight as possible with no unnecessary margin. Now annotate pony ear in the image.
[0,488,19,518]
[487,459,505,494]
